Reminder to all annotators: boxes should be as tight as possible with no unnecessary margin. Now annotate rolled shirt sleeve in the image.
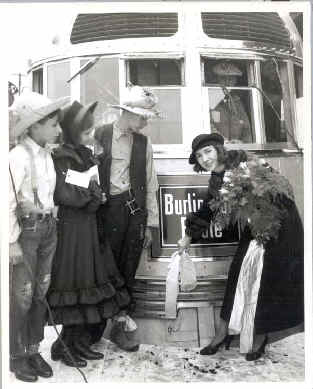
[9,147,26,244]
[145,137,159,228]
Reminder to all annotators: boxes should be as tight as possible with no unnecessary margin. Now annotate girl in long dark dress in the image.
[47,101,131,367]
[178,133,304,361]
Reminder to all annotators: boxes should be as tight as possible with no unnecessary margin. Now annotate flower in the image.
[209,152,294,245]
[219,188,230,195]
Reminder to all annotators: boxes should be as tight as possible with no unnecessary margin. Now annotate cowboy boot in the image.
[109,321,139,352]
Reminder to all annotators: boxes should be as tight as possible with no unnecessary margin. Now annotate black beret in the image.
[189,133,224,165]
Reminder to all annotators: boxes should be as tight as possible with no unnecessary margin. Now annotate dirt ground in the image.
[9,326,304,383]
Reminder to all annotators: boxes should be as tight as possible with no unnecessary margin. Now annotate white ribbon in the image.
[165,252,181,319]
[228,239,265,353]
[165,251,197,318]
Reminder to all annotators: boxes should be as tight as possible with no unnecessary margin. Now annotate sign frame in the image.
[150,175,241,260]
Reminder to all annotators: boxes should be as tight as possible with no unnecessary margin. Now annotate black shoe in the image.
[200,335,233,356]
[51,346,88,368]
[10,357,38,382]
[245,335,268,361]
[28,353,53,378]
[73,341,104,360]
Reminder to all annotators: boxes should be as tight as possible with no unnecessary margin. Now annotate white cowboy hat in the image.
[9,92,70,139]
[213,62,243,77]
[110,85,162,119]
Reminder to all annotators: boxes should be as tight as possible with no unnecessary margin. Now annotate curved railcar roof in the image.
[71,13,179,43]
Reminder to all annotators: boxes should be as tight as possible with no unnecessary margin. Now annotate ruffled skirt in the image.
[47,212,131,326]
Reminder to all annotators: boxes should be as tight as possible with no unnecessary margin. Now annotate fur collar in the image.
[52,144,85,165]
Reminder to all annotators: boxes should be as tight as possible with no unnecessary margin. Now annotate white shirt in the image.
[9,136,56,243]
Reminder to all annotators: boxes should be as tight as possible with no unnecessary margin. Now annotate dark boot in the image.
[73,341,104,360]
[28,353,53,378]
[84,321,107,345]
[72,325,104,360]
[51,325,87,368]
[10,356,38,382]
[110,322,139,352]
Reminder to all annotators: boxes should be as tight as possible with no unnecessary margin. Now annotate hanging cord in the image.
[9,165,88,383]
[249,83,300,151]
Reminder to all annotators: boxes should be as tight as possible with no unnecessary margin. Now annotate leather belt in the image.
[22,212,54,222]
[109,189,141,215]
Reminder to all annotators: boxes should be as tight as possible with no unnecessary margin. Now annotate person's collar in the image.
[113,122,132,139]
[24,135,44,155]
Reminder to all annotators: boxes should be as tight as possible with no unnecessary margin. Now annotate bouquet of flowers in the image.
[209,154,295,245]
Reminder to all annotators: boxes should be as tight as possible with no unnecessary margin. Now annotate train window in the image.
[32,68,43,94]
[80,58,120,125]
[203,59,255,143]
[141,89,183,144]
[127,59,182,86]
[208,89,255,143]
[260,60,292,143]
[47,62,70,99]
[294,65,303,98]
[203,59,252,87]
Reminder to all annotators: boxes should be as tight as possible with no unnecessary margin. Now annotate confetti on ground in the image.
[9,326,304,383]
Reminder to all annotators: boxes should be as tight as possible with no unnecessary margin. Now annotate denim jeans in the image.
[10,216,57,357]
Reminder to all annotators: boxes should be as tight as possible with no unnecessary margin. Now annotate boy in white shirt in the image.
[9,92,68,382]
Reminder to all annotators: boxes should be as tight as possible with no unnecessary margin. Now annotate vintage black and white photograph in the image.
[1,1,312,386]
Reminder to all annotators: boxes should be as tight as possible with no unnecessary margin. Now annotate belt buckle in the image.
[125,198,140,215]
[37,213,45,222]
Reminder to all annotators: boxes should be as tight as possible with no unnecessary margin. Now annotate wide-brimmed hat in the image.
[189,133,225,165]
[9,92,70,139]
[110,85,161,119]
[60,100,98,145]
[213,62,243,77]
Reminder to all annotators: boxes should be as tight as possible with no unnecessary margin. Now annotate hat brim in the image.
[9,96,70,138]
[110,104,161,119]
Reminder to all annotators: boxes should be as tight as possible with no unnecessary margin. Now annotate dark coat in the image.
[47,144,130,326]
[186,162,304,335]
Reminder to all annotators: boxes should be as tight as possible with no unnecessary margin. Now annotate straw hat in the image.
[212,62,243,77]
[9,92,70,139]
[110,85,161,119]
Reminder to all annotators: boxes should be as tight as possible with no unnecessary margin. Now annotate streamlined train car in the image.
[28,9,303,347]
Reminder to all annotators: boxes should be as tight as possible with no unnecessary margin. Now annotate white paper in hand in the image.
[65,169,90,188]
[87,165,100,184]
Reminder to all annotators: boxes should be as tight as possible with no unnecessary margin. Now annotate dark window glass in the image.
[128,59,182,86]
[260,60,292,143]
[32,69,43,94]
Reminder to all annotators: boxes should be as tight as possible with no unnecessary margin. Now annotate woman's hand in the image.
[177,235,192,254]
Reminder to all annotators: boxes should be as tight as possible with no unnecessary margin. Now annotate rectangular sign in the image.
[159,185,240,247]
